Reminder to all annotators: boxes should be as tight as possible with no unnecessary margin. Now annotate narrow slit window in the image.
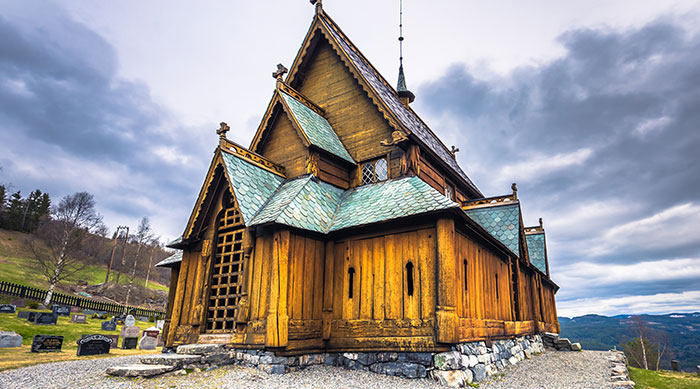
[406,262,414,296]
[463,259,468,291]
[495,273,499,300]
[348,267,355,299]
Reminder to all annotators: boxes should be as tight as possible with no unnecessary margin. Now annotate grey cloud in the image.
[417,18,700,267]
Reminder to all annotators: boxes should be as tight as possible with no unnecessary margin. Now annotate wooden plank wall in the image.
[328,228,437,351]
[455,232,514,322]
[287,234,325,345]
[318,155,350,189]
[418,156,445,194]
[296,38,395,163]
[259,112,309,178]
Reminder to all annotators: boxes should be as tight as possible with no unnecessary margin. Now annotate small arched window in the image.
[406,262,414,296]
[463,259,468,291]
[348,267,355,299]
[495,273,499,301]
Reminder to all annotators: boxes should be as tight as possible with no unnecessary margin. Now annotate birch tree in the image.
[31,192,104,306]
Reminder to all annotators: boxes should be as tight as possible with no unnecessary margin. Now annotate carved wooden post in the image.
[236,228,255,323]
[266,229,290,347]
[321,241,335,340]
[436,218,458,343]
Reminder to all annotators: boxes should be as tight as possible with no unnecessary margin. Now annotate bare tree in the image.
[124,217,153,310]
[30,192,105,306]
[144,237,161,289]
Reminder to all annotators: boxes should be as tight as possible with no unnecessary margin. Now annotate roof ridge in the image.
[250,175,312,222]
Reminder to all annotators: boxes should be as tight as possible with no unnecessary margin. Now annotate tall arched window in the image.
[463,259,468,291]
[348,267,355,299]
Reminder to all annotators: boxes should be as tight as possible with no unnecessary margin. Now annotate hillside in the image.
[0,229,170,309]
[559,312,700,372]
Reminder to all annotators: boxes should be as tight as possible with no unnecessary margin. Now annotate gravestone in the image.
[138,315,149,322]
[113,314,125,324]
[138,335,156,350]
[103,334,119,349]
[71,314,87,324]
[51,305,71,316]
[31,335,63,352]
[101,321,117,331]
[83,309,97,316]
[125,315,136,326]
[156,320,164,330]
[0,304,16,314]
[27,311,37,322]
[144,328,160,338]
[10,299,24,308]
[122,337,138,350]
[0,331,22,348]
[70,306,80,313]
[156,334,163,347]
[76,334,112,356]
[17,311,30,320]
[671,360,680,372]
[34,312,58,325]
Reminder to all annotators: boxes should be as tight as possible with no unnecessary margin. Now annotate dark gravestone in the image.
[17,311,30,320]
[76,334,112,356]
[51,305,71,316]
[103,334,119,349]
[144,329,159,339]
[121,337,138,350]
[31,335,63,352]
[0,304,16,314]
[70,306,80,313]
[101,321,117,331]
[34,312,58,325]
[27,312,37,322]
[671,360,680,372]
[71,314,87,324]
[10,300,24,308]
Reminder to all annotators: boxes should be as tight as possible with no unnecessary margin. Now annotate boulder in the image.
[571,343,582,351]
[0,332,22,348]
[430,369,472,387]
[140,354,202,367]
[433,351,462,370]
[471,364,487,382]
[176,343,224,355]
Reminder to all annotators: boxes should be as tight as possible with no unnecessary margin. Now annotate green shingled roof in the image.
[280,91,354,164]
[526,233,548,274]
[464,203,520,256]
[251,175,344,233]
[330,176,459,231]
[221,151,286,225]
[155,251,182,268]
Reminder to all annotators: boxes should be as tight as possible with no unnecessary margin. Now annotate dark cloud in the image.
[0,3,211,236]
[417,18,700,269]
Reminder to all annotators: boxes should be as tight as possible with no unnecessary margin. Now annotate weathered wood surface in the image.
[259,111,309,178]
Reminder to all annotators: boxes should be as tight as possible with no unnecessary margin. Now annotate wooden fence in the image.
[0,280,164,318]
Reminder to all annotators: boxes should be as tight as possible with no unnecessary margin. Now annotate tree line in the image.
[0,174,172,307]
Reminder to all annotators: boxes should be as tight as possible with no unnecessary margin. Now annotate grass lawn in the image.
[629,366,700,389]
[0,308,160,371]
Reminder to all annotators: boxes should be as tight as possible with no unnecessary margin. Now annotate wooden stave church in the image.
[157,3,559,354]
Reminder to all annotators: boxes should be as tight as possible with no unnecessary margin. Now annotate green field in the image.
[629,367,700,389]
[0,308,159,371]
[0,229,168,292]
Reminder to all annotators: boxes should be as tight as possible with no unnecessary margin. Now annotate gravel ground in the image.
[0,350,616,388]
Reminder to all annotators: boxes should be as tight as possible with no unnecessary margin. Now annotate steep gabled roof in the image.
[525,232,547,274]
[250,175,344,233]
[283,10,482,197]
[464,202,521,256]
[155,251,182,268]
[279,90,354,164]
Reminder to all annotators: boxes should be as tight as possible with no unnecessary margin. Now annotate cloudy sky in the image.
[1,0,699,317]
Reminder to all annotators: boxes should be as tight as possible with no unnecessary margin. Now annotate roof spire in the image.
[310,0,322,14]
[397,0,415,107]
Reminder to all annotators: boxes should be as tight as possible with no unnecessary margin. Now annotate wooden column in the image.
[321,241,334,340]
[236,228,255,323]
[266,229,290,347]
[167,251,190,346]
[162,266,179,346]
[436,218,458,343]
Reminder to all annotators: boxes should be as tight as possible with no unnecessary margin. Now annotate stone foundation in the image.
[109,335,545,387]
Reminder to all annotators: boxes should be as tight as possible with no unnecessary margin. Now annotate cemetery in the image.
[0,304,160,371]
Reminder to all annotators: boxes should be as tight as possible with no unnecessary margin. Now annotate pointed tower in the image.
[397,0,415,107]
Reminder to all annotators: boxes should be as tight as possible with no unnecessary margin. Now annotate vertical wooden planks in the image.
[359,239,373,319]
[322,241,335,339]
[384,234,402,320]
[402,232,420,320]
[372,237,386,321]
[290,235,305,320]
[302,237,316,320]
[313,240,325,320]
[257,236,272,321]
[249,237,263,320]
[436,218,458,343]
[266,229,289,347]
[418,229,436,321]
[332,242,345,320]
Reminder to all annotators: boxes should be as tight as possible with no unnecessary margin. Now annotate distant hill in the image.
[559,312,700,372]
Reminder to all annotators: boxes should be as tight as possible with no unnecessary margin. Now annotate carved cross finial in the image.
[449,145,460,159]
[511,182,518,199]
[217,122,230,139]
[272,64,288,82]
[539,218,543,228]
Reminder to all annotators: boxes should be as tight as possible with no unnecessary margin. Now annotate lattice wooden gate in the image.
[205,202,246,333]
